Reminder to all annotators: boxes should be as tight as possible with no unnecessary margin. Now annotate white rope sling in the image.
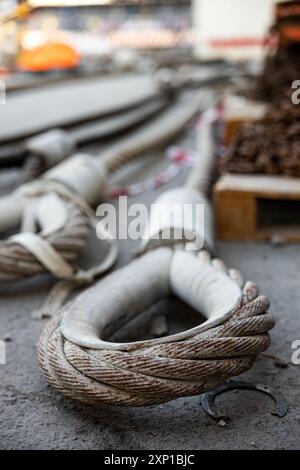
[38,122,275,406]
[0,94,203,294]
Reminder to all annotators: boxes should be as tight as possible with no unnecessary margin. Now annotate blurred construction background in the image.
[1,0,300,451]
[0,1,281,72]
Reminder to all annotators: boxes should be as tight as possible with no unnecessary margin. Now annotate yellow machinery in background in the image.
[0,1,81,72]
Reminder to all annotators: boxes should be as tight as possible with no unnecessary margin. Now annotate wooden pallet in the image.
[214,174,300,242]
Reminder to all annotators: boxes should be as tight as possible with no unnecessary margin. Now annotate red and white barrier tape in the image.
[108,105,224,198]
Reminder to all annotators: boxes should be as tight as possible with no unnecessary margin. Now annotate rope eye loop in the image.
[38,248,274,406]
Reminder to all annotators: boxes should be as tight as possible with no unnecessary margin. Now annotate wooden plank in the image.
[216,174,300,198]
[214,173,300,242]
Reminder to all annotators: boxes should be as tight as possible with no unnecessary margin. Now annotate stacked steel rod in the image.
[223,1,300,177]
[222,99,300,177]
[255,1,300,102]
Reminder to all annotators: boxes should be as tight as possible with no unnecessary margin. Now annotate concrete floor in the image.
[0,110,300,450]
[1,240,299,450]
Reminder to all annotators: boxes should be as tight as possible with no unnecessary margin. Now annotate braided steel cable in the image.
[38,251,274,406]
[0,94,205,282]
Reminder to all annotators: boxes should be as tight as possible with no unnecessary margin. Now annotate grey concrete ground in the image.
[0,113,300,450]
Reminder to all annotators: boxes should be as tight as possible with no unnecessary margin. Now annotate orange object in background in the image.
[17,42,80,72]
[279,25,300,43]
[275,1,300,44]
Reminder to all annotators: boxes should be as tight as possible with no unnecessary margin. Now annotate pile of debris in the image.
[255,1,300,102]
[223,2,300,177]
[222,99,300,177]
[255,45,300,102]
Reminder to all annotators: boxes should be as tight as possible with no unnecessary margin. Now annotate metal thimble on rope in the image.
[0,93,207,316]
[38,120,275,406]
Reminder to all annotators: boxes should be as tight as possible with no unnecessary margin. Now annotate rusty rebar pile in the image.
[224,3,300,177]
[222,99,300,177]
[254,0,300,102]
[254,44,300,103]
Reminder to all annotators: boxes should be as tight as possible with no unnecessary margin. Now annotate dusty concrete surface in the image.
[0,126,300,451]
[1,240,299,450]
